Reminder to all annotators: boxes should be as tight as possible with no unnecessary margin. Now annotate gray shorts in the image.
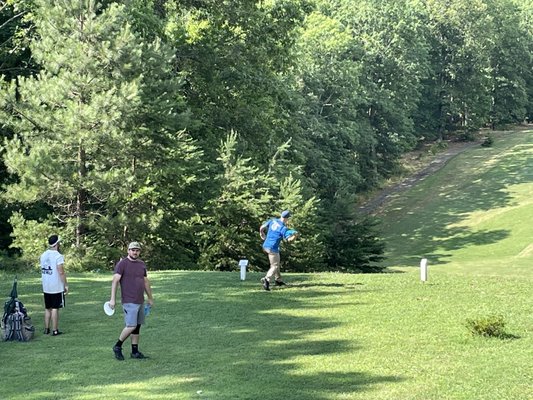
[122,303,145,327]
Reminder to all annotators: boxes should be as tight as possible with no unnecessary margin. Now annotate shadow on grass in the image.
[380,131,533,267]
[147,272,404,399]
[469,332,521,340]
[276,282,363,289]
[0,272,404,400]
[497,333,521,340]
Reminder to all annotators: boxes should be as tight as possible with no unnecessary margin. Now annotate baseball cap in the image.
[48,235,60,247]
[128,241,142,250]
[281,210,291,218]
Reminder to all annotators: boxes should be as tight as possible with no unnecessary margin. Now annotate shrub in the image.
[481,135,494,147]
[429,140,448,155]
[465,314,506,338]
[0,252,33,272]
[458,130,478,142]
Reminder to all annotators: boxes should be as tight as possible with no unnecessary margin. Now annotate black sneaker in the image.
[52,330,63,336]
[131,352,147,359]
[43,328,50,335]
[275,280,286,286]
[261,278,270,291]
[113,345,125,361]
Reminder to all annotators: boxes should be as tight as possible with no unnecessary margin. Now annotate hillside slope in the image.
[377,128,533,276]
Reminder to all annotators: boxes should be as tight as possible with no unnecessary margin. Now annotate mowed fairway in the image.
[379,128,533,276]
[0,129,532,400]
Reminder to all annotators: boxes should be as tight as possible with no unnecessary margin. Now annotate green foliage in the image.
[165,0,310,159]
[1,0,531,273]
[275,174,325,272]
[323,197,385,272]
[338,0,429,168]
[196,131,323,272]
[0,0,202,268]
[487,0,530,127]
[482,134,494,147]
[197,131,277,271]
[416,0,494,137]
[0,250,28,272]
[428,140,448,155]
[466,314,507,338]
[294,9,368,194]
[8,212,57,269]
[0,0,34,80]
[0,0,36,257]
[457,129,478,142]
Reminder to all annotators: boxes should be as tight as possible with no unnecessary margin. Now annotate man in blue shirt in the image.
[259,210,298,291]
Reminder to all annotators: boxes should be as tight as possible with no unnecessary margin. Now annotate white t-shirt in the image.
[40,249,65,294]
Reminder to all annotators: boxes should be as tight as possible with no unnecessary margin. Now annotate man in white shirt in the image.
[40,235,68,336]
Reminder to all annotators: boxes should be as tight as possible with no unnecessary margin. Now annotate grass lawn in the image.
[0,270,531,400]
[379,128,533,277]
[0,128,532,400]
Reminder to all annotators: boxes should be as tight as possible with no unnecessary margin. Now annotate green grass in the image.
[379,128,533,276]
[1,128,532,400]
[1,270,531,400]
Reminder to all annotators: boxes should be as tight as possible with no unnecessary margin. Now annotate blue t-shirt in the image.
[261,218,289,253]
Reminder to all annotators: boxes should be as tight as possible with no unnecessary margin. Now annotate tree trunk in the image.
[76,144,87,248]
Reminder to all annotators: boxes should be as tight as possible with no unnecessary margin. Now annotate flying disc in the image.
[144,304,151,316]
[284,229,298,239]
[103,301,115,316]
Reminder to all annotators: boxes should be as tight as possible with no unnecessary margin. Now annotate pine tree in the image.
[197,131,323,272]
[0,0,201,268]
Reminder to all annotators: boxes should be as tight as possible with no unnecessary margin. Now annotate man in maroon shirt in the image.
[109,241,154,360]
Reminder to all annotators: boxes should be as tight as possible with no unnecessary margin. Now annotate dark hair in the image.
[48,235,60,246]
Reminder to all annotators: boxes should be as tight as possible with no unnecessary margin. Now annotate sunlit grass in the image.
[379,129,533,276]
[1,129,532,399]
[0,268,531,400]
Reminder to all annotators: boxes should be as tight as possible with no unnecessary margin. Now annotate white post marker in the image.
[239,259,249,281]
[420,258,428,282]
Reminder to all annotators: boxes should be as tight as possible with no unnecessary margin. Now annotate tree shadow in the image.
[3,272,403,400]
[276,282,363,289]
[379,133,533,267]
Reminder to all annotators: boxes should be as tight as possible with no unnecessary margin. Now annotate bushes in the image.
[465,314,508,338]
[481,134,494,147]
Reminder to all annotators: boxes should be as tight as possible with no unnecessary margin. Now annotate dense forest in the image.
[0,0,531,272]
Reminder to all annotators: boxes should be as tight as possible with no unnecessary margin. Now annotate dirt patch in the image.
[357,140,482,215]
[358,125,532,215]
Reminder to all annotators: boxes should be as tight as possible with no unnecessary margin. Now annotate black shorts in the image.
[43,292,65,309]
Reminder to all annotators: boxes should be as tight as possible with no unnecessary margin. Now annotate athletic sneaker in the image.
[113,345,125,361]
[261,277,270,291]
[274,280,286,286]
[52,330,63,336]
[43,328,50,335]
[131,352,147,359]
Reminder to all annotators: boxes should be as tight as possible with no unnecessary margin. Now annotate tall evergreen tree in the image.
[0,0,37,256]
[196,131,276,271]
[0,0,201,268]
[197,131,323,272]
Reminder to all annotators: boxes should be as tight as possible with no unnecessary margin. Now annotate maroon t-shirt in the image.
[114,257,147,304]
